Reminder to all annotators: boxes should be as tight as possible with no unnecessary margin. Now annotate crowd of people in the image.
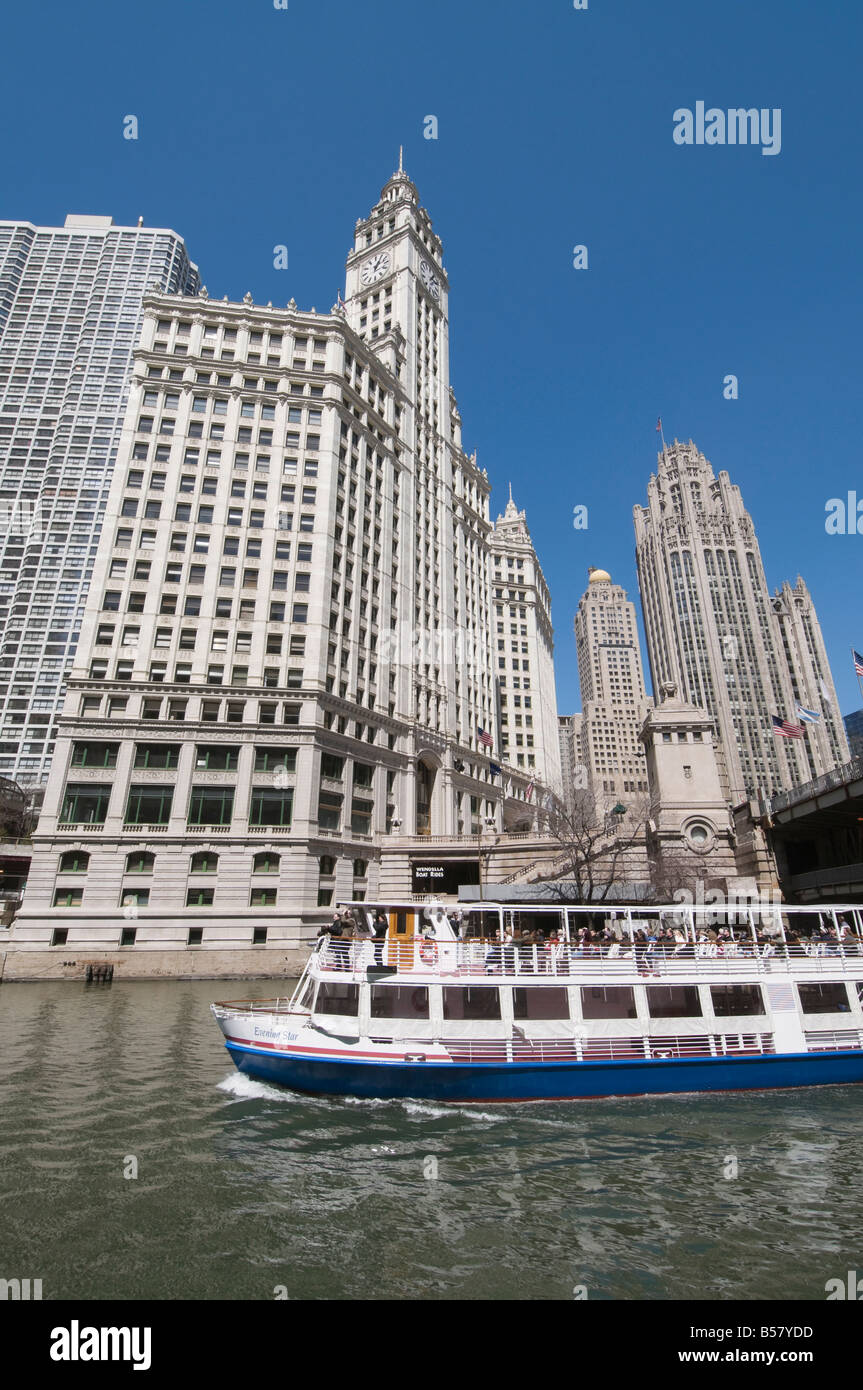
[316,905,862,975]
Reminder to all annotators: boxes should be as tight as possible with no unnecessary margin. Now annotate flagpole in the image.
[656,416,668,453]
[854,648,863,708]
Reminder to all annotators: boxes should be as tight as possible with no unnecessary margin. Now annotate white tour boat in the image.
[212,900,863,1102]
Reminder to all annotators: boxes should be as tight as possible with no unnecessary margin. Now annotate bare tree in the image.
[645,840,709,905]
[534,790,651,902]
[0,777,34,839]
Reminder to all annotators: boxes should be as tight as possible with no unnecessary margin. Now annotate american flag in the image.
[477,726,493,748]
[854,650,863,677]
[525,778,535,802]
[656,417,662,433]
[772,715,805,740]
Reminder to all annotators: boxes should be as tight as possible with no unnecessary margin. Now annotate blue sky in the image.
[6,0,863,718]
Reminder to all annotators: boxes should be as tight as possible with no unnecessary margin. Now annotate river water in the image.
[0,978,860,1301]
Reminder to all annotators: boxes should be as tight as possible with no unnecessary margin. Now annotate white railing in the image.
[316,936,863,981]
[439,1033,776,1064]
[804,1028,863,1051]
[213,997,296,1014]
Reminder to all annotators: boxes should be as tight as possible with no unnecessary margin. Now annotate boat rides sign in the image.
[411,860,478,895]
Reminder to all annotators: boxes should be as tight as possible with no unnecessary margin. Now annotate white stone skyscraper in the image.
[14,161,543,968]
[634,439,848,801]
[772,577,849,777]
[489,490,562,789]
[0,215,199,791]
[573,567,651,807]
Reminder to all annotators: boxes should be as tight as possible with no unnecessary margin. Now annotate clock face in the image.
[360,252,390,286]
[420,260,441,300]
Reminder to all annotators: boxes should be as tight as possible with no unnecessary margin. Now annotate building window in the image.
[253,852,280,874]
[125,852,155,874]
[188,787,235,827]
[124,785,174,826]
[249,788,293,828]
[71,742,118,769]
[317,791,342,830]
[51,928,69,947]
[186,887,215,907]
[59,784,111,826]
[120,887,149,908]
[190,852,219,873]
[53,888,83,907]
[120,927,138,947]
[58,851,90,874]
[195,745,239,771]
[251,888,277,907]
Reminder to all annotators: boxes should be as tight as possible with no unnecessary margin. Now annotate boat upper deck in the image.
[308,900,863,985]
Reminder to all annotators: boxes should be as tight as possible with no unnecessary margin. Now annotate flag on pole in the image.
[477,726,493,748]
[795,703,821,723]
[819,678,832,706]
[772,714,805,739]
[656,417,662,432]
[489,762,501,776]
[525,778,535,802]
[854,651,863,678]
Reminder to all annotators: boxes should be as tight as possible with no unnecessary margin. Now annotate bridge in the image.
[765,756,863,902]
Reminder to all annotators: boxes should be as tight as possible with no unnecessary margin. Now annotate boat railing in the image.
[213,997,296,1014]
[315,935,863,980]
[439,1031,778,1063]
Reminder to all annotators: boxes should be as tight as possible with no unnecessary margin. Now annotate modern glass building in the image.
[0,214,198,792]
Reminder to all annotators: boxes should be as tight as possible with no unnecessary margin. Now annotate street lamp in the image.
[477,814,497,901]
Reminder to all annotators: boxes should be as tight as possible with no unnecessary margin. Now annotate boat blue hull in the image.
[224,1041,863,1102]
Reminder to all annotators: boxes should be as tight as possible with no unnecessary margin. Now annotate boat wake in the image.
[216,1072,307,1104]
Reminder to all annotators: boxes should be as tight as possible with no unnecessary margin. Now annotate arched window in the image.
[59,850,89,874]
[253,852,280,875]
[318,855,336,876]
[124,851,155,874]
[190,852,219,874]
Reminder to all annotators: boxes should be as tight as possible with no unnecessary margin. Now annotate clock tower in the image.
[343,155,498,831]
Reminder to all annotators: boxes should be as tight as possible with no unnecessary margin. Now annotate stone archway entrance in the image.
[416,753,442,836]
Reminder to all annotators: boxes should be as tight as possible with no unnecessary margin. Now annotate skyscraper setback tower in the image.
[0,215,199,790]
[574,567,651,805]
[634,439,848,801]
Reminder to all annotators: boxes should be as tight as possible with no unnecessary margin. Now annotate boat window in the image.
[442,986,501,1021]
[370,986,429,1019]
[710,985,765,1016]
[797,982,851,1015]
[581,986,637,1020]
[315,982,359,1016]
[513,986,570,1020]
[296,976,315,1010]
[646,986,702,1019]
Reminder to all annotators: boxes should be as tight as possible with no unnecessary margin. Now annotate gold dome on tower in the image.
[587,567,612,583]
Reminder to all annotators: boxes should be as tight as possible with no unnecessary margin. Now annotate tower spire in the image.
[398,145,404,173]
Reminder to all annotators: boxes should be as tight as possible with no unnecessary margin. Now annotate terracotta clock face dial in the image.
[361,252,390,286]
[420,260,440,299]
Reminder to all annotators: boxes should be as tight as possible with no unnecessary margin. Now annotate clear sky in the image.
[5,0,862,719]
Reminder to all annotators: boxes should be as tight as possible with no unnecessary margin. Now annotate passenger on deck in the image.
[372,910,388,966]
